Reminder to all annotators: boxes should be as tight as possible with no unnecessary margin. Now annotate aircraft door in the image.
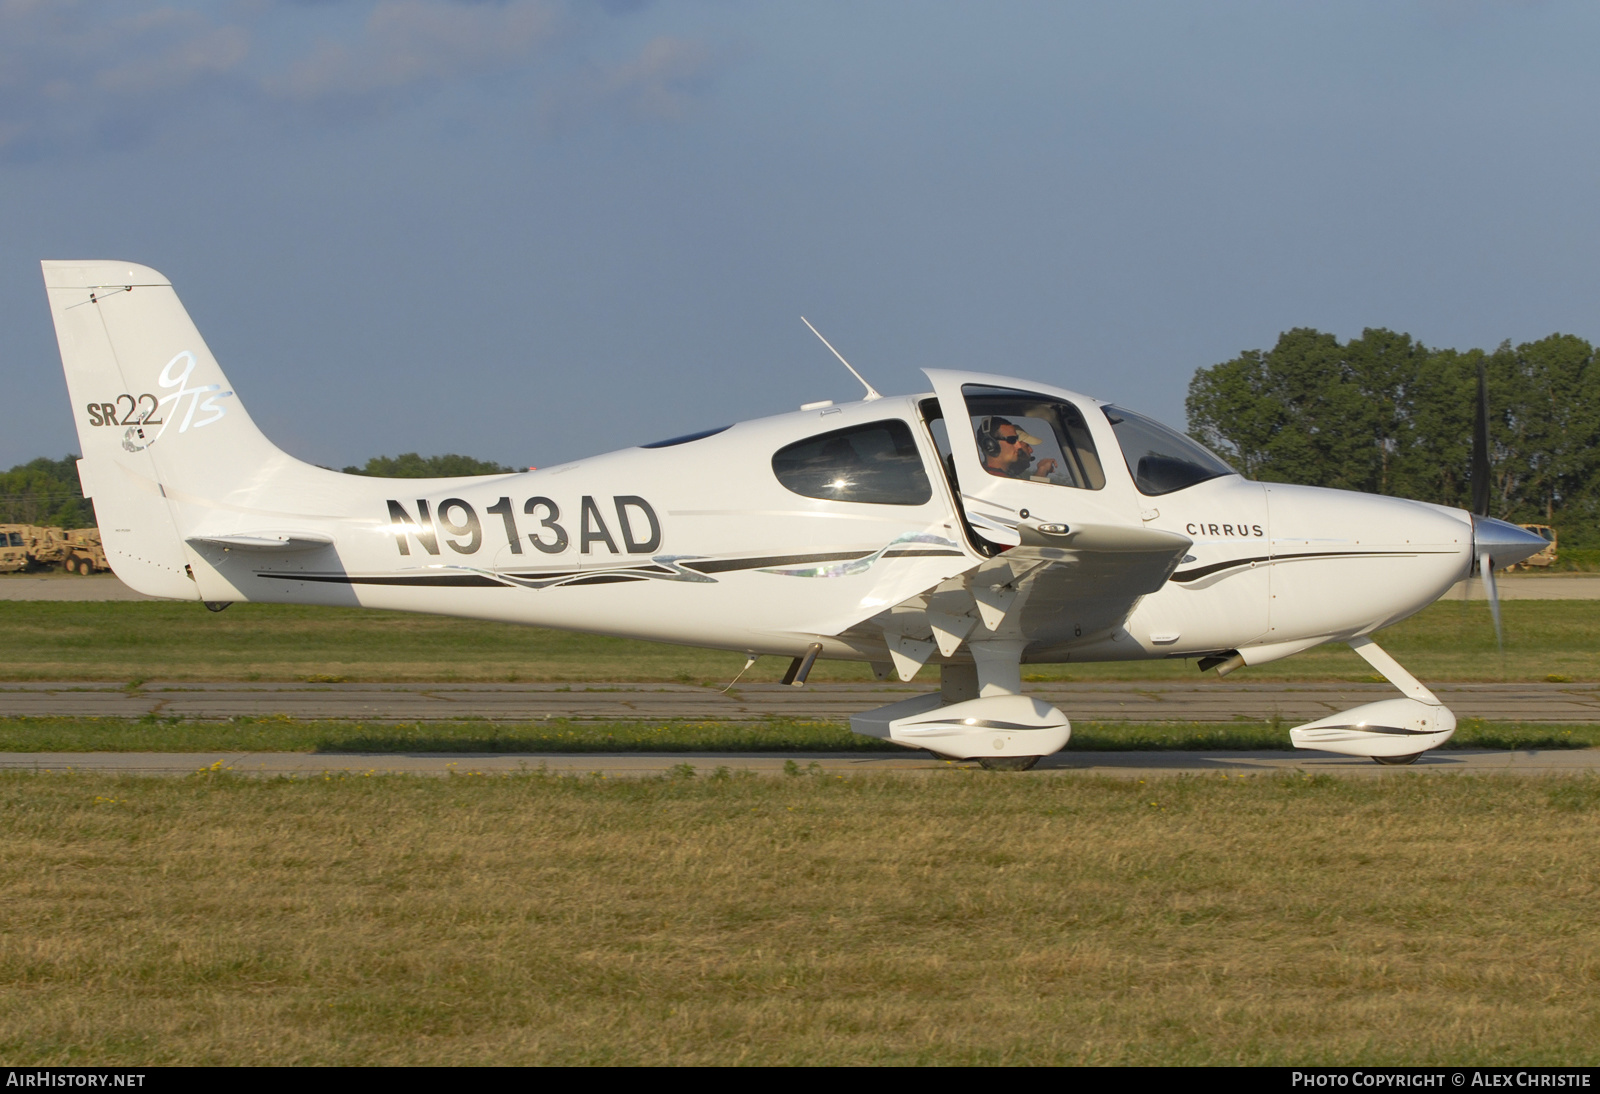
[925,370,1133,547]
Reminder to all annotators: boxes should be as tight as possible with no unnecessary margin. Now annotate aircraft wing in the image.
[832,523,1192,680]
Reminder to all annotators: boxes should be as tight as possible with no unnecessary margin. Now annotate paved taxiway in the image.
[6,571,1600,600]
[3,679,1598,722]
[3,748,1596,778]
[4,573,1596,724]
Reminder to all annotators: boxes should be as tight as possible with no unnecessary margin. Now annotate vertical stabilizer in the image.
[42,260,297,598]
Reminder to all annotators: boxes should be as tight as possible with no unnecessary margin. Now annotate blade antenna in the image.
[801,317,882,402]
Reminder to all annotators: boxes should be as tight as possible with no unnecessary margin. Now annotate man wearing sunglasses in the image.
[978,416,1059,480]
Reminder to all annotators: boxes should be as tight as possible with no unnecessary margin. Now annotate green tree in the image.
[1185,349,1281,478]
[0,456,94,527]
[1397,347,1477,509]
[342,453,515,478]
[1483,334,1597,526]
[1187,327,1402,491]
[1187,328,1600,545]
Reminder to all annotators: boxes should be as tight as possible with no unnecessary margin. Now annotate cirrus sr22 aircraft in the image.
[43,260,1546,769]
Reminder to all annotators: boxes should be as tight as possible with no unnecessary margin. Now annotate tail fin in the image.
[43,260,305,598]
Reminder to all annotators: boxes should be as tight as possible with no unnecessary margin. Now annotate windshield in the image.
[1103,405,1236,496]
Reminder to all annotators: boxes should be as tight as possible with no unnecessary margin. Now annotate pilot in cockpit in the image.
[977,416,1060,481]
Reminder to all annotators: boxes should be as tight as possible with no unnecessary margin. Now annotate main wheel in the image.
[978,756,1041,771]
[1372,752,1423,766]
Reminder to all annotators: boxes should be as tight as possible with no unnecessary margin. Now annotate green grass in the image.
[2,770,1597,1065]
[1551,546,1600,571]
[1,715,1595,753]
[0,597,1596,682]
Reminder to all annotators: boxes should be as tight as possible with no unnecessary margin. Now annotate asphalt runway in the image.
[0,574,159,600]
[6,573,1593,780]
[5,572,1600,600]
[3,748,1595,778]
[3,679,1598,722]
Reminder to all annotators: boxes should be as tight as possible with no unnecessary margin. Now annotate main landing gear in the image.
[850,640,1070,768]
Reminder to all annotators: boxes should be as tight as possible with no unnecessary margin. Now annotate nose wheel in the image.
[1372,752,1423,766]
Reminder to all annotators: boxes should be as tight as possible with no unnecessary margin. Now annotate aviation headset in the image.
[977,416,1010,458]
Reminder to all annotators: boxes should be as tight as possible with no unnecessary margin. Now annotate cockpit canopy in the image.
[1102,405,1236,496]
[960,385,1108,490]
[763,384,1237,513]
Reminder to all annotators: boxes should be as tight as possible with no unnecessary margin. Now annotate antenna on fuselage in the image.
[801,317,882,402]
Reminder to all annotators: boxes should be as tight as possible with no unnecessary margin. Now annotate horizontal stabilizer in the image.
[186,532,334,552]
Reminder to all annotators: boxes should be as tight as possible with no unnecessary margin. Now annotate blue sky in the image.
[4,1,1597,470]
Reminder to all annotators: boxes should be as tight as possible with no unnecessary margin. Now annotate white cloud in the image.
[599,35,716,121]
[0,1,252,156]
[272,0,561,103]
[537,32,722,131]
[0,0,718,160]
[94,26,251,96]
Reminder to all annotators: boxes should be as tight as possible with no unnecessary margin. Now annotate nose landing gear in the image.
[1289,637,1455,762]
[978,756,1042,771]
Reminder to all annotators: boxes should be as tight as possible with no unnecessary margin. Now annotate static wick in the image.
[801,317,882,402]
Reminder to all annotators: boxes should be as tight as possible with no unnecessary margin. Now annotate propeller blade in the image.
[1479,551,1503,652]
[1471,517,1541,654]
[1471,358,1490,517]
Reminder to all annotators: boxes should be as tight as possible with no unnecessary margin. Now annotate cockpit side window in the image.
[772,419,933,505]
[960,385,1106,490]
[1102,405,1236,496]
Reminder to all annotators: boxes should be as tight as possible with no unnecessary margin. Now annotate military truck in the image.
[0,526,32,572]
[0,525,109,574]
[59,528,108,574]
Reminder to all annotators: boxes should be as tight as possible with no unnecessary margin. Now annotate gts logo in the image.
[87,352,232,453]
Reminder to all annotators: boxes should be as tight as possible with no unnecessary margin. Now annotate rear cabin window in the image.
[772,419,933,505]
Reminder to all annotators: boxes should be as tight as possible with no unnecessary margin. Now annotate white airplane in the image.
[42,260,1546,769]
